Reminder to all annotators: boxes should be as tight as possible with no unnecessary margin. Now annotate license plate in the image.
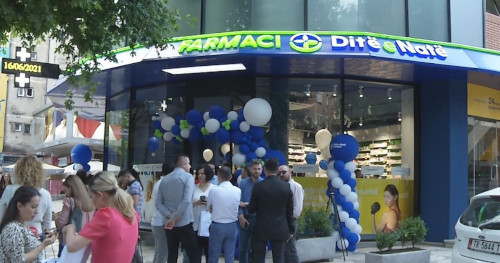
[468,239,500,255]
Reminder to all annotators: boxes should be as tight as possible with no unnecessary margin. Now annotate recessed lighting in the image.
[163,63,246,75]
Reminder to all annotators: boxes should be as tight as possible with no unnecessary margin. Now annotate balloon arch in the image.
[143,98,362,251]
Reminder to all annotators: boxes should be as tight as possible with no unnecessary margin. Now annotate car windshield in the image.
[460,196,500,228]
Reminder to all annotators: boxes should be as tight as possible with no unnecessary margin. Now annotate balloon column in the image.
[71,144,92,172]
[149,98,286,166]
[327,134,362,252]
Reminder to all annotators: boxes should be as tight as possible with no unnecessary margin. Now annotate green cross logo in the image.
[289,33,323,53]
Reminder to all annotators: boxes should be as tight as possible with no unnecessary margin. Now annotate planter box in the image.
[365,248,430,263]
[296,236,336,262]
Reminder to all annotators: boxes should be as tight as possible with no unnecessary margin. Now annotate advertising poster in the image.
[294,177,414,234]
[0,42,9,154]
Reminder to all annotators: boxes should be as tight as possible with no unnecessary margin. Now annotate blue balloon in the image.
[225,153,231,163]
[319,160,328,170]
[148,137,160,152]
[71,144,92,164]
[326,188,331,197]
[274,150,287,165]
[248,126,265,140]
[235,169,242,177]
[347,243,357,251]
[327,180,333,189]
[215,128,230,144]
[209,106,225,120]
[330,134,359,162]
[334,160,345,172]
[189,128,202,142]
[186,110,203,126]
[175,116,182,125]
[231,131,243,144]
[82,163,91,172]
[239,144,250,154]
[197,120,206,129]
[230,120,240,131]
[246,152,258,162]
[335,193,346,205]
[171,125,181,136]
[250,142,258,152]
[347,233,359,244]
[237,109,245,122]
[342,202,354,214]
[152,120,161,130]
[172,137,181,144]
[258,140,267,148]
[305,152,317,164]
[349,209,360,220]
[340,169,351,182]
[342,227,352,238]
[347,178,357,188]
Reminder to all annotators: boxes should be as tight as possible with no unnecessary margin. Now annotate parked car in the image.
[453,187,500,262]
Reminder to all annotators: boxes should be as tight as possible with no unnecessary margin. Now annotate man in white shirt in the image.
[279,165,304,263]
[207,166,241,263]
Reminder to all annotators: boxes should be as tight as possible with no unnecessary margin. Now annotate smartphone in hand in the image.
[200,196,206,202]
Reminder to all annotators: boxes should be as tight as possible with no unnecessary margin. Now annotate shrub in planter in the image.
[376,231,399,251]
[297,207,333,239]
[398,216,428,248]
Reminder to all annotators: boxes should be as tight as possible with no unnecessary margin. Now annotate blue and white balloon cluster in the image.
[327,134,362,251]
[71,144,92,172]
[148,98,286,166]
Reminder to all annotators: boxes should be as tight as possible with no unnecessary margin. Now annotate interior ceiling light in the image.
[333,84,338,97]
[359,117,363,126]
[367,105,372,115]
[398,112,402,122]
[387,88,393,100]
[163,63,246,75]
[304,84,311,97]
[358,86,364,98]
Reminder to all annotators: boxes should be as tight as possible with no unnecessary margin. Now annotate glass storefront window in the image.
[251,0,304,30]
[204,0,252,33]
[307,0,405,36]
[408,0,449,42]
[168,0,202,36]
[106,92,130,169]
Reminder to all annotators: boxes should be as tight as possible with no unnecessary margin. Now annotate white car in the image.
[453,187,500,262]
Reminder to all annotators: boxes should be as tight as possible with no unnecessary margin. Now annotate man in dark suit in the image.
[248,158,294,263]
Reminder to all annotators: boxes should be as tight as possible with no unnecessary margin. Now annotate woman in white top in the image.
[0,156,52,236]
[193,164,215,261]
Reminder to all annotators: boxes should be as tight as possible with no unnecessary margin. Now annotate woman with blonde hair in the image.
[63,171,139,263]
[0,156,52,236]
[54,175,95,256]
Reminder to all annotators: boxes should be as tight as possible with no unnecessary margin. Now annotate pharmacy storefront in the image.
[49,31,500,242]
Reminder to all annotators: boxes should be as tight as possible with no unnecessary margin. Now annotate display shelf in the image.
[355,139,402,175]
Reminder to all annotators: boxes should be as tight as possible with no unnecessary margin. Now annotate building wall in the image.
[486,13,500,51]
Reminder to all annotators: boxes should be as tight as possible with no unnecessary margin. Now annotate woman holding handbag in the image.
[54,175,95,256]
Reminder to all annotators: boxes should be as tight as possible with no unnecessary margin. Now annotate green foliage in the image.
[0,0,179,110]
[297,207,333,239]
[398,216,428,248]
[375,231,399,251]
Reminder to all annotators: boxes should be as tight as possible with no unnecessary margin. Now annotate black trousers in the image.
[252,239,285,263]
[165,223,201,263]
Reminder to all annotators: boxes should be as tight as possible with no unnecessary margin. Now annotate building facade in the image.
[47,1,500,242]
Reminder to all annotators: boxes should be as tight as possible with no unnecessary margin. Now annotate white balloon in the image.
[346,218,358,231]
[315,129,332,149]
[205,118,220,133]
[332,231,340,241]
[227,111,238,121]
[332,177,343,188]
[321,146,332,159]
[328,160,335,170]
[353,224,363,234]
[203,112,210,121]
[243,98,272,126]
[233,144,240,153]
[345,161,357,172]
[180,128,190,138]
[163,132,173,141]
[353,201,360,210]
[351,171,356,179]
[340,184,352,196]
[357,234,361,243]
[221,143,231,155]
[346,192,358,203]
[336,239,349,250]
[161,117,176,131]
[232,153,246,166]
[73,163,83,171]
[255,147,266,158]
[158,112,168,120]
[327,169,339,180]
[202,149,213,162]
[339,211,349,222]
[337,205,344,212]
[239,121,250,132]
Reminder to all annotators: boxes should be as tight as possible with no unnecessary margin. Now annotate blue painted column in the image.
[419,69,469,242]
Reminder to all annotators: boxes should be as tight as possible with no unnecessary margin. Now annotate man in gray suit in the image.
[155,155,201,263]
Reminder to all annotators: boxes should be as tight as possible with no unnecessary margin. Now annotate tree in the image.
[0,0,179,109]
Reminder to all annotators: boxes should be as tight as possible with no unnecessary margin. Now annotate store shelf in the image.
[355,139,402,176]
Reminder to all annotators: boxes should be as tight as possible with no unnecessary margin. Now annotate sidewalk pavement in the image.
[48,199,452,263]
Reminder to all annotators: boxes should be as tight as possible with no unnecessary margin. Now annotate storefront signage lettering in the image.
[176,32,448,61]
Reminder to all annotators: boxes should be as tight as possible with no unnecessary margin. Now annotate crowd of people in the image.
[0,153,306,263]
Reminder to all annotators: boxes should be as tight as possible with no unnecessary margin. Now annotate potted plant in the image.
[365,216,431,263]
[296,207,336,262]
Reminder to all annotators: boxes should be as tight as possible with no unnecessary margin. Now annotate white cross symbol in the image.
[160,100,168,111]
[16,48,31,62]
[15,73,30,88]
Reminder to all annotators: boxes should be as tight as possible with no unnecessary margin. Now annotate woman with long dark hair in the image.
[63,171,139,263]
[371,184,401,233]
[192,164,215,262]
[0,173,12,198]
[0,186,58,262]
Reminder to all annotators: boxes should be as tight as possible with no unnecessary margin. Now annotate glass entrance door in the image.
[468,117,500,199]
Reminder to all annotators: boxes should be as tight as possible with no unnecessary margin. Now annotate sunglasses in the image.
[279,171,288,175]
